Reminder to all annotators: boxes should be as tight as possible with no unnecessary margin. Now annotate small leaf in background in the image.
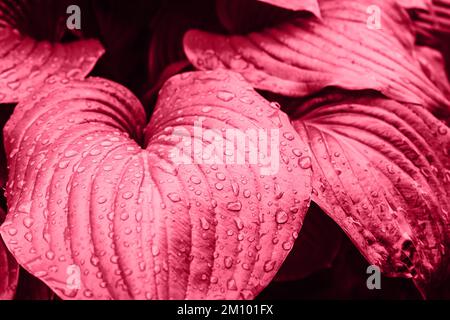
[0,0,104,103]
[405,0,450,41]
[258,0,321,14]
[216,0,320,34]
[404,0,450,76]
[396,0,431,10]
[184,0,450,119]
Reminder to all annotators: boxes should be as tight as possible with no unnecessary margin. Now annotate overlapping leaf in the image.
[257,0,321,13]
[414,45,450,95]
[401,0,450,79]
[0,0,104,103]
[216,0,321,34]
[291,93,450,296]
[184,0,449,118]
[0,70,312,299]
[397,0,431,10]
[146,0,220,98]
[408,0,450,39]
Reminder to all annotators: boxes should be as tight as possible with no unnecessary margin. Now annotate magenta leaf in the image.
[1,70,312,299]
[216,0,321,34]
[407,0,450,76]
[291,93,450,297]
[184,0,449,117]
[0,209,19,299]
[414,45,450,95]
[257,0,321,14]
[408,0,450,37]
[0,0,69,41]
[397,0,431,10]
[0,0,105,103]
[0,106,17,300]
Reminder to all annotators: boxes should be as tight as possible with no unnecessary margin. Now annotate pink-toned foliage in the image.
[1,71,312,299]
[0,0,449,300]
[183,0,450,297]
[0,0,104,104]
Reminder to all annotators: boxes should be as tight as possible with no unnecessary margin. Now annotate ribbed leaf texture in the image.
[1,70,313,299]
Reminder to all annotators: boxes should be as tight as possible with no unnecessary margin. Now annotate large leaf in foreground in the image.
[1,70,312,299]
[0,0,104,103]
[0,209,19,299]
[184,0,449,117]
[291,93,450,296]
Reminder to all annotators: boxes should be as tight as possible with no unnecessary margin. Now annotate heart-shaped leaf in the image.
[1,70,312,299]
[291,92,450,297]
[0,209,19,299]
[0,0,104,103]
[184,0,449,117]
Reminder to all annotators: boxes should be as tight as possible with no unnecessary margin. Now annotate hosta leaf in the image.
[397,0,431,10]
[257,0,321,13]
[409,0,450,37]
[216,0,320,34]
[0,0,70,40]
[414,45,450,95]
[1,70,312,299]
[0,0,104,103]
[291,93,450,296]
[0,209,19,300]
[184,0,449,117]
